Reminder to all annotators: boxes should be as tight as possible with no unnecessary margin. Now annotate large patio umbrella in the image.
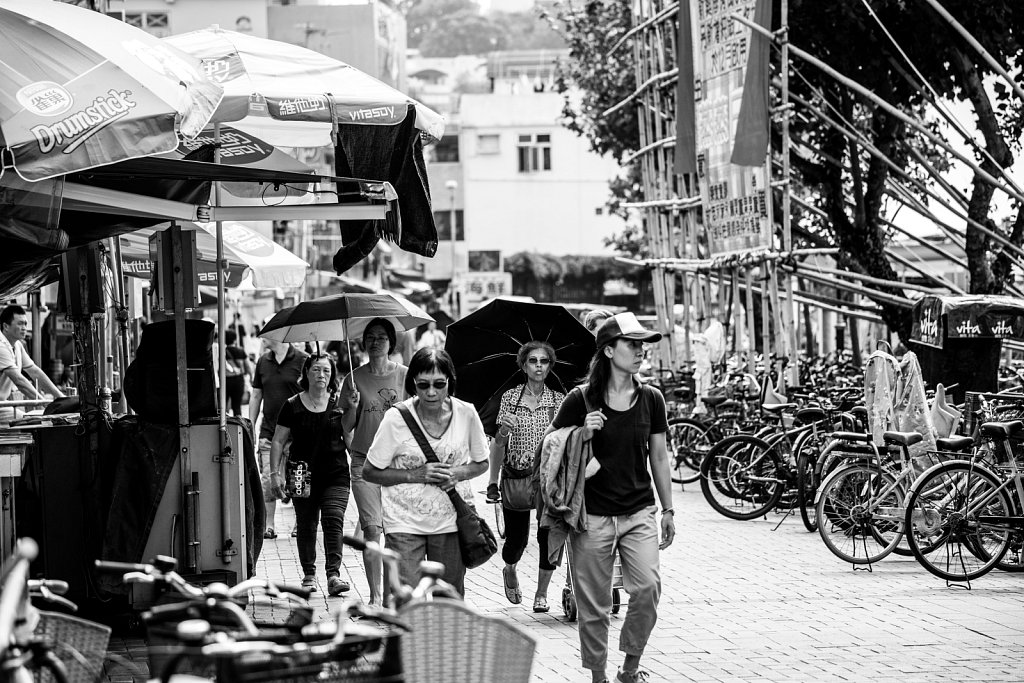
[0,0,222,182]
[118,221,309,289]
[163,27,444,147]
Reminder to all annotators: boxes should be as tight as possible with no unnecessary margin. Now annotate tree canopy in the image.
[406,0,565,57]
[550,0,1024,341]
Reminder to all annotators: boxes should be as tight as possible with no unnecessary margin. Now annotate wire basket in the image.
[33,610,112,683]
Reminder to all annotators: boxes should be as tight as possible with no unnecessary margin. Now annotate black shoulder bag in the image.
[395,403,497,569]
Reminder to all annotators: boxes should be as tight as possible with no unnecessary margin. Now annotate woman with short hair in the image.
[364,348,489,596]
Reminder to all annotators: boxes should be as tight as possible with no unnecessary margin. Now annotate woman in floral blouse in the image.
[486,340,565,612]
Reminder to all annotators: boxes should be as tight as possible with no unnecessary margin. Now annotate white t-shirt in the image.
[0,336,34,401]
[366,397,488,535]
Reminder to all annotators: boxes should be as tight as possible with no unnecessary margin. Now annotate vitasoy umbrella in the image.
[164,26,444,147]
[0,0,222,182]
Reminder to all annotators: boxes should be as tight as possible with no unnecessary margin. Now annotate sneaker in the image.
[300,575,318,592]
[327,576,350,596]
[616,669,649,682]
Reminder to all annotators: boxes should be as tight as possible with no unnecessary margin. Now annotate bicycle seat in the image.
[882,431,924,447]
[832,431,872,443]
[935,435,974,452]
[979,420,1024,440]
[795,407,826,424]
[850,406,868,423]
[702,395,729,407]
[717,400,741,412]
[762,402,797,414]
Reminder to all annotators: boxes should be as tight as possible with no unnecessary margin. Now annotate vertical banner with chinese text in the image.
[690,0,772,256]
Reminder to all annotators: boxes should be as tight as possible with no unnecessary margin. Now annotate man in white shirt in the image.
[0,305,64,406]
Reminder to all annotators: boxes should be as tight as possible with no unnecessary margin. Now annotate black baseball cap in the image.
[595,312,662,349]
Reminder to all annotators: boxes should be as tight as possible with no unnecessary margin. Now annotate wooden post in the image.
[745,269,756,370]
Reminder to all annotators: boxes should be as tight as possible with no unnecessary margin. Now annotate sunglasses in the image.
[526,358,551,365]
[414,379,449,391]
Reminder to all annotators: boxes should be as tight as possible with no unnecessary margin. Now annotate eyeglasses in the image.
[414,379,449,391]
[526,358,551,365]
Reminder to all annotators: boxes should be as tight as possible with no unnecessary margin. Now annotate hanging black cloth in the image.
[332,106,437,274]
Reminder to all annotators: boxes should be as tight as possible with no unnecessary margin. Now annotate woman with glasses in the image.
[364,348,489,596]
[485,341,564,612]
[268,354,352,595]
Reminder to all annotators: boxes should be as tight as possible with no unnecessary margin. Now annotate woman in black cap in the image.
[549,312,676,683]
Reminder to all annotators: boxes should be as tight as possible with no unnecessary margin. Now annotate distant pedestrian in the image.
[340,318,408,606]
[250,339,308,539]
[223,329,251,417]
[549,312,676,683]
[415,320,446,351]
[486,341,564,613]
[583,308,614,335]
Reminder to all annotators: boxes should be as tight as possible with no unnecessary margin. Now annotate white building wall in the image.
[109,0,270,37]
[458,92,623,256]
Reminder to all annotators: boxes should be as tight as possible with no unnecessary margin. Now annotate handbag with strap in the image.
[499,385,555,511]
[395,403,497,569]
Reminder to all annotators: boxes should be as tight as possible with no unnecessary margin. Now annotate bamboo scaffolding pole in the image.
[885,247,967,295]
[787,267,915,308]
[860,0,1024,197]
[919,0,1024,106]
[609,1,679,55]
[735,14,1024,207]
[604,68,679,118]
[798,263,946,294]
[622,136,677,166]
[619,195,699,210]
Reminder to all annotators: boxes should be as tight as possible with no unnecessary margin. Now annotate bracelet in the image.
[661,508,674,516]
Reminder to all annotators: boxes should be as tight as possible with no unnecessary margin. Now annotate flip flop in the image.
[502,566,522,604]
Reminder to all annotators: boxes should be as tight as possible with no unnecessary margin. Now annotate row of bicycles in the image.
[660,362,1024,587]
[0,537,536,683]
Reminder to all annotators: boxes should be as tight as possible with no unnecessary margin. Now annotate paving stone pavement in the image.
[108,482,1024,682]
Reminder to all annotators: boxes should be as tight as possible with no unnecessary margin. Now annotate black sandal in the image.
[263,528,277,539]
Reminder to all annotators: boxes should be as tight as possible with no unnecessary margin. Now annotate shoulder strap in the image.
[395,403,439,463]
[577,383,591,414]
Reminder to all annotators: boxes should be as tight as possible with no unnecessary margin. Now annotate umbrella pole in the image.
[213,123,236,571]
[346,320,354,386]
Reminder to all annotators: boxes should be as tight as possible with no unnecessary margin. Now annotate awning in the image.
[118,222,308,289]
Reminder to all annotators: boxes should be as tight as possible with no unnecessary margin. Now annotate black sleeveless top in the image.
[276,393,350,485]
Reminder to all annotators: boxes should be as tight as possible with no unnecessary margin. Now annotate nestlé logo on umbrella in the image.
[29,89,138,155]
[17,82,74,117]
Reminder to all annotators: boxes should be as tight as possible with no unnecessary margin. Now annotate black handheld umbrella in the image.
[445,299,596,435]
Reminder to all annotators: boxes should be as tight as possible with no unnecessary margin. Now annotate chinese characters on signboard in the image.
[690,0,771,255]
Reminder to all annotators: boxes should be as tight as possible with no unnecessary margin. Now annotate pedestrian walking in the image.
[250,338,308,539]
[485,340,564,613]
[549,312,676,683]
[340,318,408,606]
[222,329,251,417]
[583,308,614,335]
[363,348,489,597]
[268,353,353,596]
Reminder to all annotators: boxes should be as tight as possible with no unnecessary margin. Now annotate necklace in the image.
[525,384,544,398]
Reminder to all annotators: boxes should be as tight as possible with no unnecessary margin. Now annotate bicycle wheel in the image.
[904,461,1012,582]
[492,502,506,539]
[699,435,783,520]
[815,463,902,564]
[667,417,715,484]
[796,451,819,532]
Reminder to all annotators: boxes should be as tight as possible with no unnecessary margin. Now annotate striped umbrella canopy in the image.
[259,292,432,345]
[0,0,221,182]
